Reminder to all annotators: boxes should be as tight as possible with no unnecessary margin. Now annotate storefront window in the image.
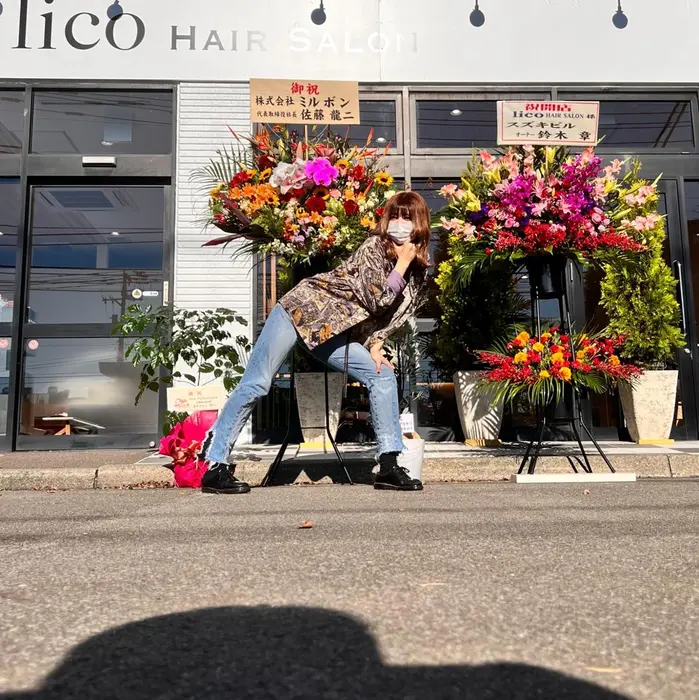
[415,100,497,149]
[0,91,24,154]
[31,91,173,155]
[27,186,164,325]
[18,337,158,444]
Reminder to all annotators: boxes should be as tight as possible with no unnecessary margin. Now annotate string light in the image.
[470,1,485,27]
[311,1,327,26]
[613,1,628,29]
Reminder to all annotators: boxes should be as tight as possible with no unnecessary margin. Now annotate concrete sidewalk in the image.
[1,442,699,490]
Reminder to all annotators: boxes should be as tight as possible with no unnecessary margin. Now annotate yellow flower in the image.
[343,187,356,201]
[516,331,530,344]
[532,342,545,352]
[610,355,621,367]
[576,350,585,361]
[539,370,550,379]
[259,168,272,181]
[560,367,572,381]
[540,332,552,342]
[336,159,350,171]
[361,215,376,230]
[375,171,393,187]
[551,352,564,364]
[514,352,528,365]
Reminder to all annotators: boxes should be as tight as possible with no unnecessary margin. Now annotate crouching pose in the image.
[200,191,430,494]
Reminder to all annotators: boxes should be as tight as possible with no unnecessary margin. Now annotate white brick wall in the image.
[174,82,254,444]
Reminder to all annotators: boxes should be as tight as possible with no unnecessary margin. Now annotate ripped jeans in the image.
[201,304,405,465]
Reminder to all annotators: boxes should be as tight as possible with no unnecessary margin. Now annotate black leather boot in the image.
[201,464,251,494]
[374,452,423,491]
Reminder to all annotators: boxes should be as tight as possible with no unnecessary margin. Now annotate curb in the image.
[1,453,698,491]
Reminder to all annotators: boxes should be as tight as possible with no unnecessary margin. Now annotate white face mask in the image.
[387,218,414,244]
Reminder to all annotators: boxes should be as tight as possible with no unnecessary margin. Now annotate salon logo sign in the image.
[0,1,418,78]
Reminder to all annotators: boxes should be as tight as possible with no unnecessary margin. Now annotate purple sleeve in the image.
[387,269,407,295]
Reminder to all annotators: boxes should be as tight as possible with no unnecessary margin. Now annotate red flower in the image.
[583,363,592,372]
[350,164,365,181]
[572,361,581,370]
[214,213,227,225]
[258,155,275,170]
[485,248,493,255]
[549,344,561,354]
[305,196,326,213]
[560,334,569,344]
[230,171,250,187]
[376,207,385,218]
[343,200,360,216]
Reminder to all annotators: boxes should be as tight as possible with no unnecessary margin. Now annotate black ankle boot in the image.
[374,453,423,491]
[201,464,251,495]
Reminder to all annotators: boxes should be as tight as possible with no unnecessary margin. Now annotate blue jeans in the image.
[202,304,404,464]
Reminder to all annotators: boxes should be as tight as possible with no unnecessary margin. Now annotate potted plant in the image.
[600,169,685,443]
[432,261,525,445]
[112,304,251,435]
[192,126,397,447]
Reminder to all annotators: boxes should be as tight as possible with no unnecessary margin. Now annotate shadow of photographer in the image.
[2,606,630,699]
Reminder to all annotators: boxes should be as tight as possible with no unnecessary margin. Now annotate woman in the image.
[200,191,431,494]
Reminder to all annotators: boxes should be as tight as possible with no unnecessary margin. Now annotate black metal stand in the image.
[518,256,615,475]
[260,353,353,487]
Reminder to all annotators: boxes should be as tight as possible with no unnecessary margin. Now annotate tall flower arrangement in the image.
[478,327,642,407]
[194,126,396,267]
[436,146,654,284]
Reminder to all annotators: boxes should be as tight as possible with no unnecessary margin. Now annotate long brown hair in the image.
[375,191,431,268]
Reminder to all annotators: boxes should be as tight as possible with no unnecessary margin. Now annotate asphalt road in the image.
[0,482,697,699]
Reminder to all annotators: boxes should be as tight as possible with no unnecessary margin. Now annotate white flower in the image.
[269,159,308,194]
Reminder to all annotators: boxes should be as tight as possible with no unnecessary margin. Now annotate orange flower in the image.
[560,367,572,381]
[609,355,621,366]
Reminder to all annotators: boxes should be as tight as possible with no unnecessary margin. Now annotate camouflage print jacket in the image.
[279,235,425,350]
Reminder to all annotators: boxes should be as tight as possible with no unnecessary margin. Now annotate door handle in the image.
[674,260,689,335]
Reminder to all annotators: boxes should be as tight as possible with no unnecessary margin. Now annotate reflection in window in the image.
[416,100,498,149]
[596,101,694,149]
[0,91,24,154]
[18,337,158,444]
[31,91,173,154]
[28,186,164,325]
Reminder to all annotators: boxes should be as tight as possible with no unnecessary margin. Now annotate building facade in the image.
[0,0,698,450]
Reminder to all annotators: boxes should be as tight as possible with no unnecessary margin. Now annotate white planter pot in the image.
[295,372,344,449]
[619,370,678,444]
[453,371,504,447]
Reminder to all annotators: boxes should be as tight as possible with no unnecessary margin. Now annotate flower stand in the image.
[518,256,616,475]
[260,352,353,487]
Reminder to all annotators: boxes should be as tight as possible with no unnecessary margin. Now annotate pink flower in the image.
[591,208,604,224]
[479,150,496,167]
[440,183,458,197]
[604,159,623,177]
[305,157,339,187]
[622,213,662,232]
[329,188,342,199]
[533,178,546,199]
[531,202,547,216]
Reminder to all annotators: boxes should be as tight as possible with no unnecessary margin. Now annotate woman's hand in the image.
[370,344,394,374]
[394,242,417,276]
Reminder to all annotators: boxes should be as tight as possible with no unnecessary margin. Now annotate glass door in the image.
[15,184,168,449]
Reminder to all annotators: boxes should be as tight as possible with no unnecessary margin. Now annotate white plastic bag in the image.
[398,432,425,482]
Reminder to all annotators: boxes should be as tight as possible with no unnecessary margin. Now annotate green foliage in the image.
[600,218,684,368]
[112,305,251,405]
[432,262,527,376]
[163,410,189,436]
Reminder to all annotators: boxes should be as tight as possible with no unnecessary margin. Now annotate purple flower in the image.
[305,158,339,187]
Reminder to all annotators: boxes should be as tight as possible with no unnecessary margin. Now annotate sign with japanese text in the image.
[167,386,227,413]
[497,101,600,147]
[250,78,360,125]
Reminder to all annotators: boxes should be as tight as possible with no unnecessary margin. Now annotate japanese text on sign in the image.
[250,78,360,125]
[166,386,227,412]
[497,101,600,147]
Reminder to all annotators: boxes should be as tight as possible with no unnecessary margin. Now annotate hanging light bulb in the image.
[612,1,628,29]
[470,1,485,27]
[311,1,327,26]
[107,1,123,20]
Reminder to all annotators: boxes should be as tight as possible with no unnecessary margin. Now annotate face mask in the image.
[387,218,414,244]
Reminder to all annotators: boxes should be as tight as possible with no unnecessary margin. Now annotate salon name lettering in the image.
[6,2,418,54]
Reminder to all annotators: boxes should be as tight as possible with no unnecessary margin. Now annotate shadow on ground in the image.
[262,457,376,485]
[2,606,630,699]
